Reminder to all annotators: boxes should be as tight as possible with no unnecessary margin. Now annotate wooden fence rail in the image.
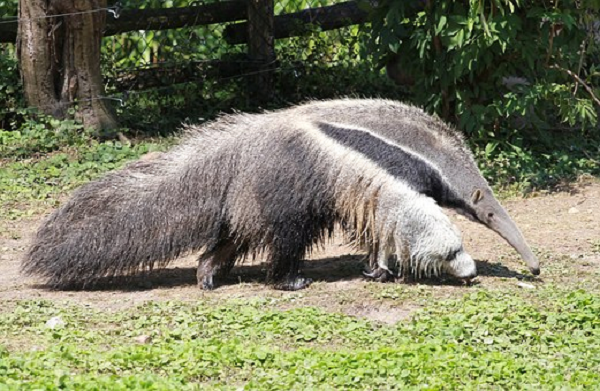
[0,1,373,103]
[0,2,247,43]
[0,1,370,44]
[224,1,370,45]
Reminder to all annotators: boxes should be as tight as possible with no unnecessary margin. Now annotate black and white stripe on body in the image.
[315,121,473,214]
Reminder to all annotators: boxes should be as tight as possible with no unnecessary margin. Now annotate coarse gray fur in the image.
[289,98,540,276]
[22,108,474,290]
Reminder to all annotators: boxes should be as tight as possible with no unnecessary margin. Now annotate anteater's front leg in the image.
[363,240,396,283]
[363,267,396,283]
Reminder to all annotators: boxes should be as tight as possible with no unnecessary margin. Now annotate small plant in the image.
[0,114,89,159]
[474,135,600,192]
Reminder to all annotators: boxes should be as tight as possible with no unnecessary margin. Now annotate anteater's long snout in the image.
[488,209,540,275]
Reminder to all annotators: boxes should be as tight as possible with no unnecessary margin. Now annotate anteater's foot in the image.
[363,267,395,283]
[274,276,313,291]
[198,274,216,290]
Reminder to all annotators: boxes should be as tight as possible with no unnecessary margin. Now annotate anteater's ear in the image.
[471,189,484,204]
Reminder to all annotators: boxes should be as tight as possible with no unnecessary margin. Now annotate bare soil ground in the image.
[1,180,599,322]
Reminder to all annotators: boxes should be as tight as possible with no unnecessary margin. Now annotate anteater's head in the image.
[410,222,477,282]
[398,198,477,282]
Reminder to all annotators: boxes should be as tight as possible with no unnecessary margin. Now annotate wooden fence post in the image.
[246,0,275,104]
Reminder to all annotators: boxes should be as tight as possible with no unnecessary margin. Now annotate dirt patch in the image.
[1,181,599,317]
[344,303,418,324]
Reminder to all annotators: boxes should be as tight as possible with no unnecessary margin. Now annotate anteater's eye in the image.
[445,248,460,262]
[487,212,494,219]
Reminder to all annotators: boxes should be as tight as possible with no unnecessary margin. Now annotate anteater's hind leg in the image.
[268,227,314,291]
[197,241,238,290]
[270,253,313,291]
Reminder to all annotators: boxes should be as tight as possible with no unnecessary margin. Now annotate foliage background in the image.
[0,0,599,201]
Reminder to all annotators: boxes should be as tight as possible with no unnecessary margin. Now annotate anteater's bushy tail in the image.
[22,140,231,289]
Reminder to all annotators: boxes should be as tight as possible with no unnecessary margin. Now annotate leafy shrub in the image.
[475,132,600,191]
[273,25,407,104]
[0,0,17,17]
[367,0,600,142]
[101,0,242,74]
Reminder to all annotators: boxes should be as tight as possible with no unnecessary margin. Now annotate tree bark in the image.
[17,0,117,131]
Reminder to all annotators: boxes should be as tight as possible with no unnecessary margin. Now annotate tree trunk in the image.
[17,0,117,131]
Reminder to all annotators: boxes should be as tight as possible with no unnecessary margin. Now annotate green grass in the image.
[0,118,170,220]
[0,288,599,389]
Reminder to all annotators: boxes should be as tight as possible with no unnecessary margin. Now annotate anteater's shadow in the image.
[32,256,534,292]
[475,260,537,281]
